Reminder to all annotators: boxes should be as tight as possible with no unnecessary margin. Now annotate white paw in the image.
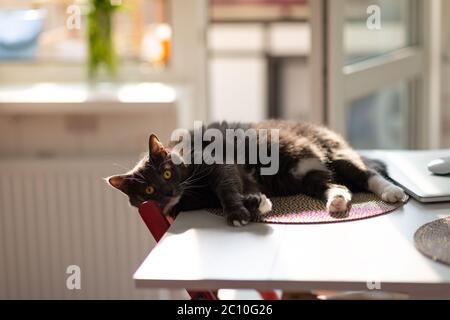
[232,220,248,227]
[327,195,350,214]
[258,194,273,215]
[381,185,407,203]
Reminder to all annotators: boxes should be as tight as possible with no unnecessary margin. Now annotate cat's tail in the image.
[361,156,388,178]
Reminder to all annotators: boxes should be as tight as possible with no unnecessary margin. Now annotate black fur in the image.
[108,120,389,226]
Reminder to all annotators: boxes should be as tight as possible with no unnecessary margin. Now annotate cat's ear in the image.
[148,134,167,160]
[107,175,129,193]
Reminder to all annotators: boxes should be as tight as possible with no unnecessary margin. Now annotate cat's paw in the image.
[381,185,407,203]
[226,207,251,227]
[242,193,272,219]
[326,195,350,215]
[258,194,273,215]
[326,187,351,215]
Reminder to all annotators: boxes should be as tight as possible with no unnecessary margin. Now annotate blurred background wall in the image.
[0,0,200,300]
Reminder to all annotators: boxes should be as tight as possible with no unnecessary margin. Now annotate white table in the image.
[134,152,450,299]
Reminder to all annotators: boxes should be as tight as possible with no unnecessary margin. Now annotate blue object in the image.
[0,9,45,60]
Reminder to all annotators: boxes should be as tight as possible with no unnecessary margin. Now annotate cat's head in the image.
[107,134,189,214]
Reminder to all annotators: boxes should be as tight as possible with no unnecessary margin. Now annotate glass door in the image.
[325,0,441,149]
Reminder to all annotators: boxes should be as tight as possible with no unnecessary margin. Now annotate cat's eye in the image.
[163,169,172,180]
[145,186,155,195]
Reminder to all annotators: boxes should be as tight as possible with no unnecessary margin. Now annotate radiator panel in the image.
[0,157,186,299]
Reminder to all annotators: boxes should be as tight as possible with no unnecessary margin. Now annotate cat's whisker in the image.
[182,165,214,185]
[133,171,147,181]
[124,177,144,183]
[183,185,206,192]
[182,183,208,189]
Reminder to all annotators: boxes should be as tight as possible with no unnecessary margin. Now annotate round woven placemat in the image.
[207,193,407,224]
[414,217,450,267]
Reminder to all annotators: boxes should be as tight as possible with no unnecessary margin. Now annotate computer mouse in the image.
[427,157,450,175]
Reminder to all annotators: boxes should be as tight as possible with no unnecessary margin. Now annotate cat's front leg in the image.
[224,193,273,226]
[218,189,253,227]
[225,205,252,227]
[210,165,252,226]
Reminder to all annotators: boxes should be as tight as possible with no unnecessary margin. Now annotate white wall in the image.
[279,59,311,121]
[0,107,178,158]
[209,56,267,123]
[207,22,311,124]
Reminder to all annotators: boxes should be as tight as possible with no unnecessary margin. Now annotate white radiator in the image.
[0,157,186,299]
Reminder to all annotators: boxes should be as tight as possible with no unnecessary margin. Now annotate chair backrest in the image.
[138,201,171,242]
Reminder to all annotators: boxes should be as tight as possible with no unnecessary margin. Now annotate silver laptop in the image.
[361,150,450,203]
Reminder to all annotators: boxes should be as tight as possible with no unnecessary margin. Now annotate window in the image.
[0,0,172,67]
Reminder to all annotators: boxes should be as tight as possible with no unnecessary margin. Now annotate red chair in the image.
[138,201,279,300]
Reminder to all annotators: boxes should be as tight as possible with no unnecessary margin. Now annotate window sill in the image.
[0,82,177,115]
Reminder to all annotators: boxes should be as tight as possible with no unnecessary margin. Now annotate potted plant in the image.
[87,0,121,79]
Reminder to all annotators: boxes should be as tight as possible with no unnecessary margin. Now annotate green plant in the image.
[87,0,121,79]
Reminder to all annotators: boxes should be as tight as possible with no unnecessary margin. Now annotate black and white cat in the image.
[107,120,406,226]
